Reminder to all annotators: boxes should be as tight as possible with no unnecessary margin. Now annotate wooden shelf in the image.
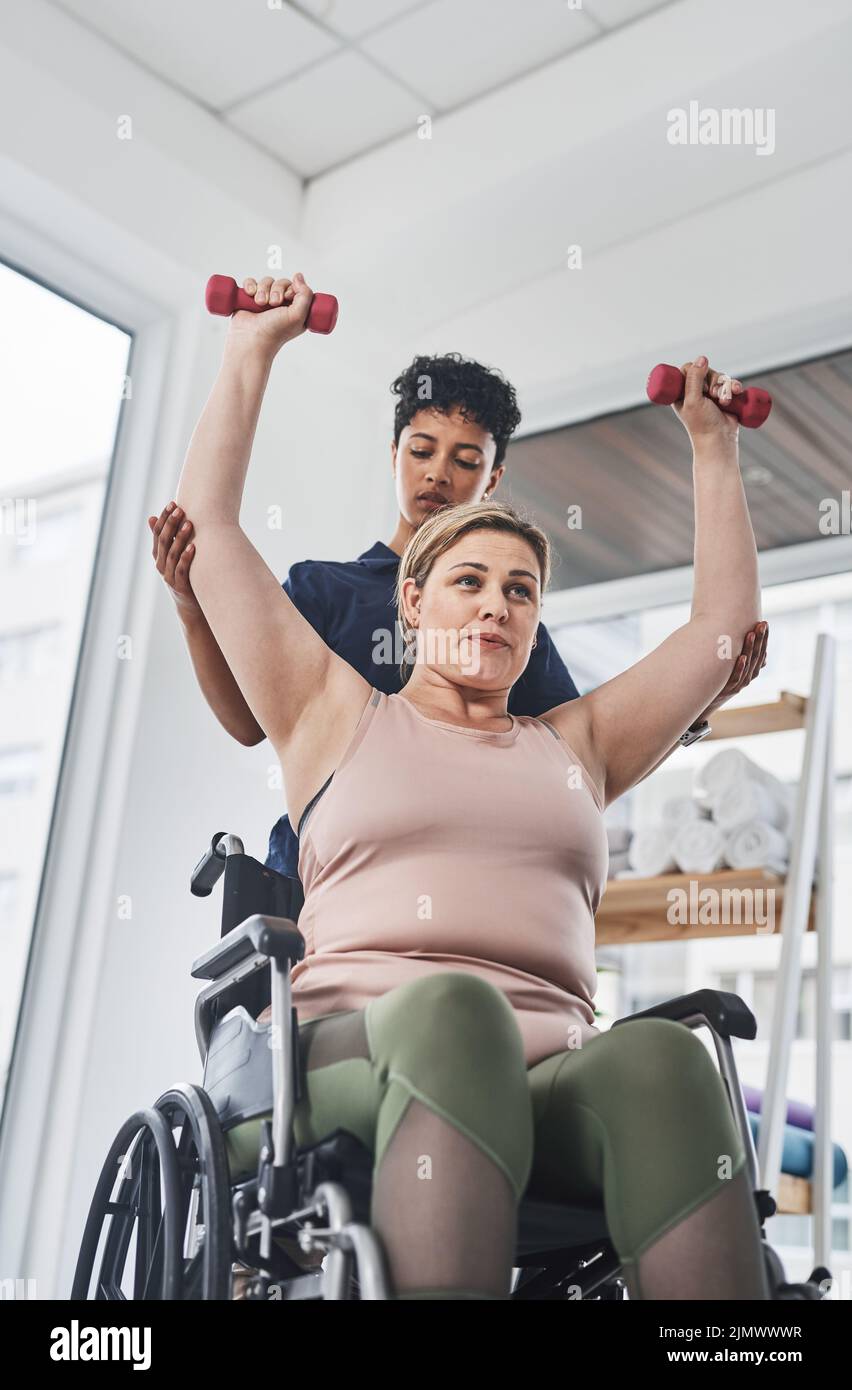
[596,692,815,945]
[776,1172,813,1216]
[596,868,816,945]
[706,689,807,740]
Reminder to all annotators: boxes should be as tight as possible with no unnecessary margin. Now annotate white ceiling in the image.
[52,0,669,177]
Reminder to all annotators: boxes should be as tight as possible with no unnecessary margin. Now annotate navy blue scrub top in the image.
[265,540,581,878]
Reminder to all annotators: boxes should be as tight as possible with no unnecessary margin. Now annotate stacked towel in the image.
[713,778,789,833]
[696,750,793,877]
[661,796,711,830]
[724,820,789,876]
[609,751,796,880]
[697,748,788,803]
[671,820,726,873]
[627,828,677,876]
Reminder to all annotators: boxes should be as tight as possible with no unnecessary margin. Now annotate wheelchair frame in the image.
[71,832,832,1301]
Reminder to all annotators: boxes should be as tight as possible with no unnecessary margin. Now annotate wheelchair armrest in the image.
[612,989,756,1042]
[190,913,305,981]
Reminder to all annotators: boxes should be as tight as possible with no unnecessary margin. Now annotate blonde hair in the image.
[392,499,552,687]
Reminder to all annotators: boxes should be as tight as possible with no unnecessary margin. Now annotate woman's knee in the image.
[368,971,526,1072]
[605,1019,745,1164]
[367,971,534,1200]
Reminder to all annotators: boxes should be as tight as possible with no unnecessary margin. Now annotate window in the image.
[0,258,131,1115]
[12,504,80,569]
[0,745,42,797]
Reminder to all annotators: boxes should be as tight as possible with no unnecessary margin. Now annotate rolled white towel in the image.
[697,749,793,830]
[712,778,789,833]
[724,819,789,875]
[696,748,789,802]
[606,824,632,855]
[671,820,727,874]
[661,796,710,830]
[628,827,677,876]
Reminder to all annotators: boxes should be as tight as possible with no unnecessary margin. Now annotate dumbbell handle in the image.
[646,363,772,429]
[205,274,339,335]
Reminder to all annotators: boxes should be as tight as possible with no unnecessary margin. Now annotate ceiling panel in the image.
[294,0,430,40]
[227,48,426,177]
[503,349,852,589]
[585,0,670,29]
[360,0,600,109]
[52,0,790,179]
[54,0,338,108]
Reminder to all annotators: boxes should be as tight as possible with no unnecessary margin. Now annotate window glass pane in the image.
[0,260,131,1114]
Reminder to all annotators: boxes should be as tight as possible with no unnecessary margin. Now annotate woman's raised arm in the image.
[545,356,762,810]
[173,274,370,754]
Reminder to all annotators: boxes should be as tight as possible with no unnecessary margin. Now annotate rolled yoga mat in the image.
[743,1083,814,1132]
[746,1113,848,1189]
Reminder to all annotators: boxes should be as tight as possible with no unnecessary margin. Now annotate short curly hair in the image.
[390,351,522,469]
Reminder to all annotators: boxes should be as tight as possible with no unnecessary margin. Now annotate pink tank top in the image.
[290,688,609,1067]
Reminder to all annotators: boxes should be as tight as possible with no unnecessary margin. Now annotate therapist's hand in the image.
[148,502,201,621]
[695,621,769,725]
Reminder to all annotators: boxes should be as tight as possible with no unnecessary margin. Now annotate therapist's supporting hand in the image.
[695,620,769,725]
[148,502,200,620]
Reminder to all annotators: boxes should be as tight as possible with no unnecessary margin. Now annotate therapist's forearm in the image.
[175,338,276,527]
[177,604,265,746]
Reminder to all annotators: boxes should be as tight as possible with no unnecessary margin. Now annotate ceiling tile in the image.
[54,0,339,108]
[359,0,600,109]
[584,0,668,29]
[226,49,427,177]
[294,0,429,40]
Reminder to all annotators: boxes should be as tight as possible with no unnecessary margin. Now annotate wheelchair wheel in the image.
[72,1083,232,1300]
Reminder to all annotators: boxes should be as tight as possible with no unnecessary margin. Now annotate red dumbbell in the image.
[205,274,339,335]
[646,363,772,429]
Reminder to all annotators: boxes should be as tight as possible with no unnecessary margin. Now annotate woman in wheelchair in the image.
[173,271,771,1300]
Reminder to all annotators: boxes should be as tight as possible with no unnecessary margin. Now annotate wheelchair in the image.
[72,830,833,1301]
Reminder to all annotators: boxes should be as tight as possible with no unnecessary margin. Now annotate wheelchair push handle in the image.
[190,831,244,897]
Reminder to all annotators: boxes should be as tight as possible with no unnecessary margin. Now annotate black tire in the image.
[71,1084,232,1300]
[153,1083,232,1300]
[71,1107,184,1299]
[762,1242,787,1298]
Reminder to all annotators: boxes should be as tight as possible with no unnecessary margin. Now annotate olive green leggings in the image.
[225,972,749,1283]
